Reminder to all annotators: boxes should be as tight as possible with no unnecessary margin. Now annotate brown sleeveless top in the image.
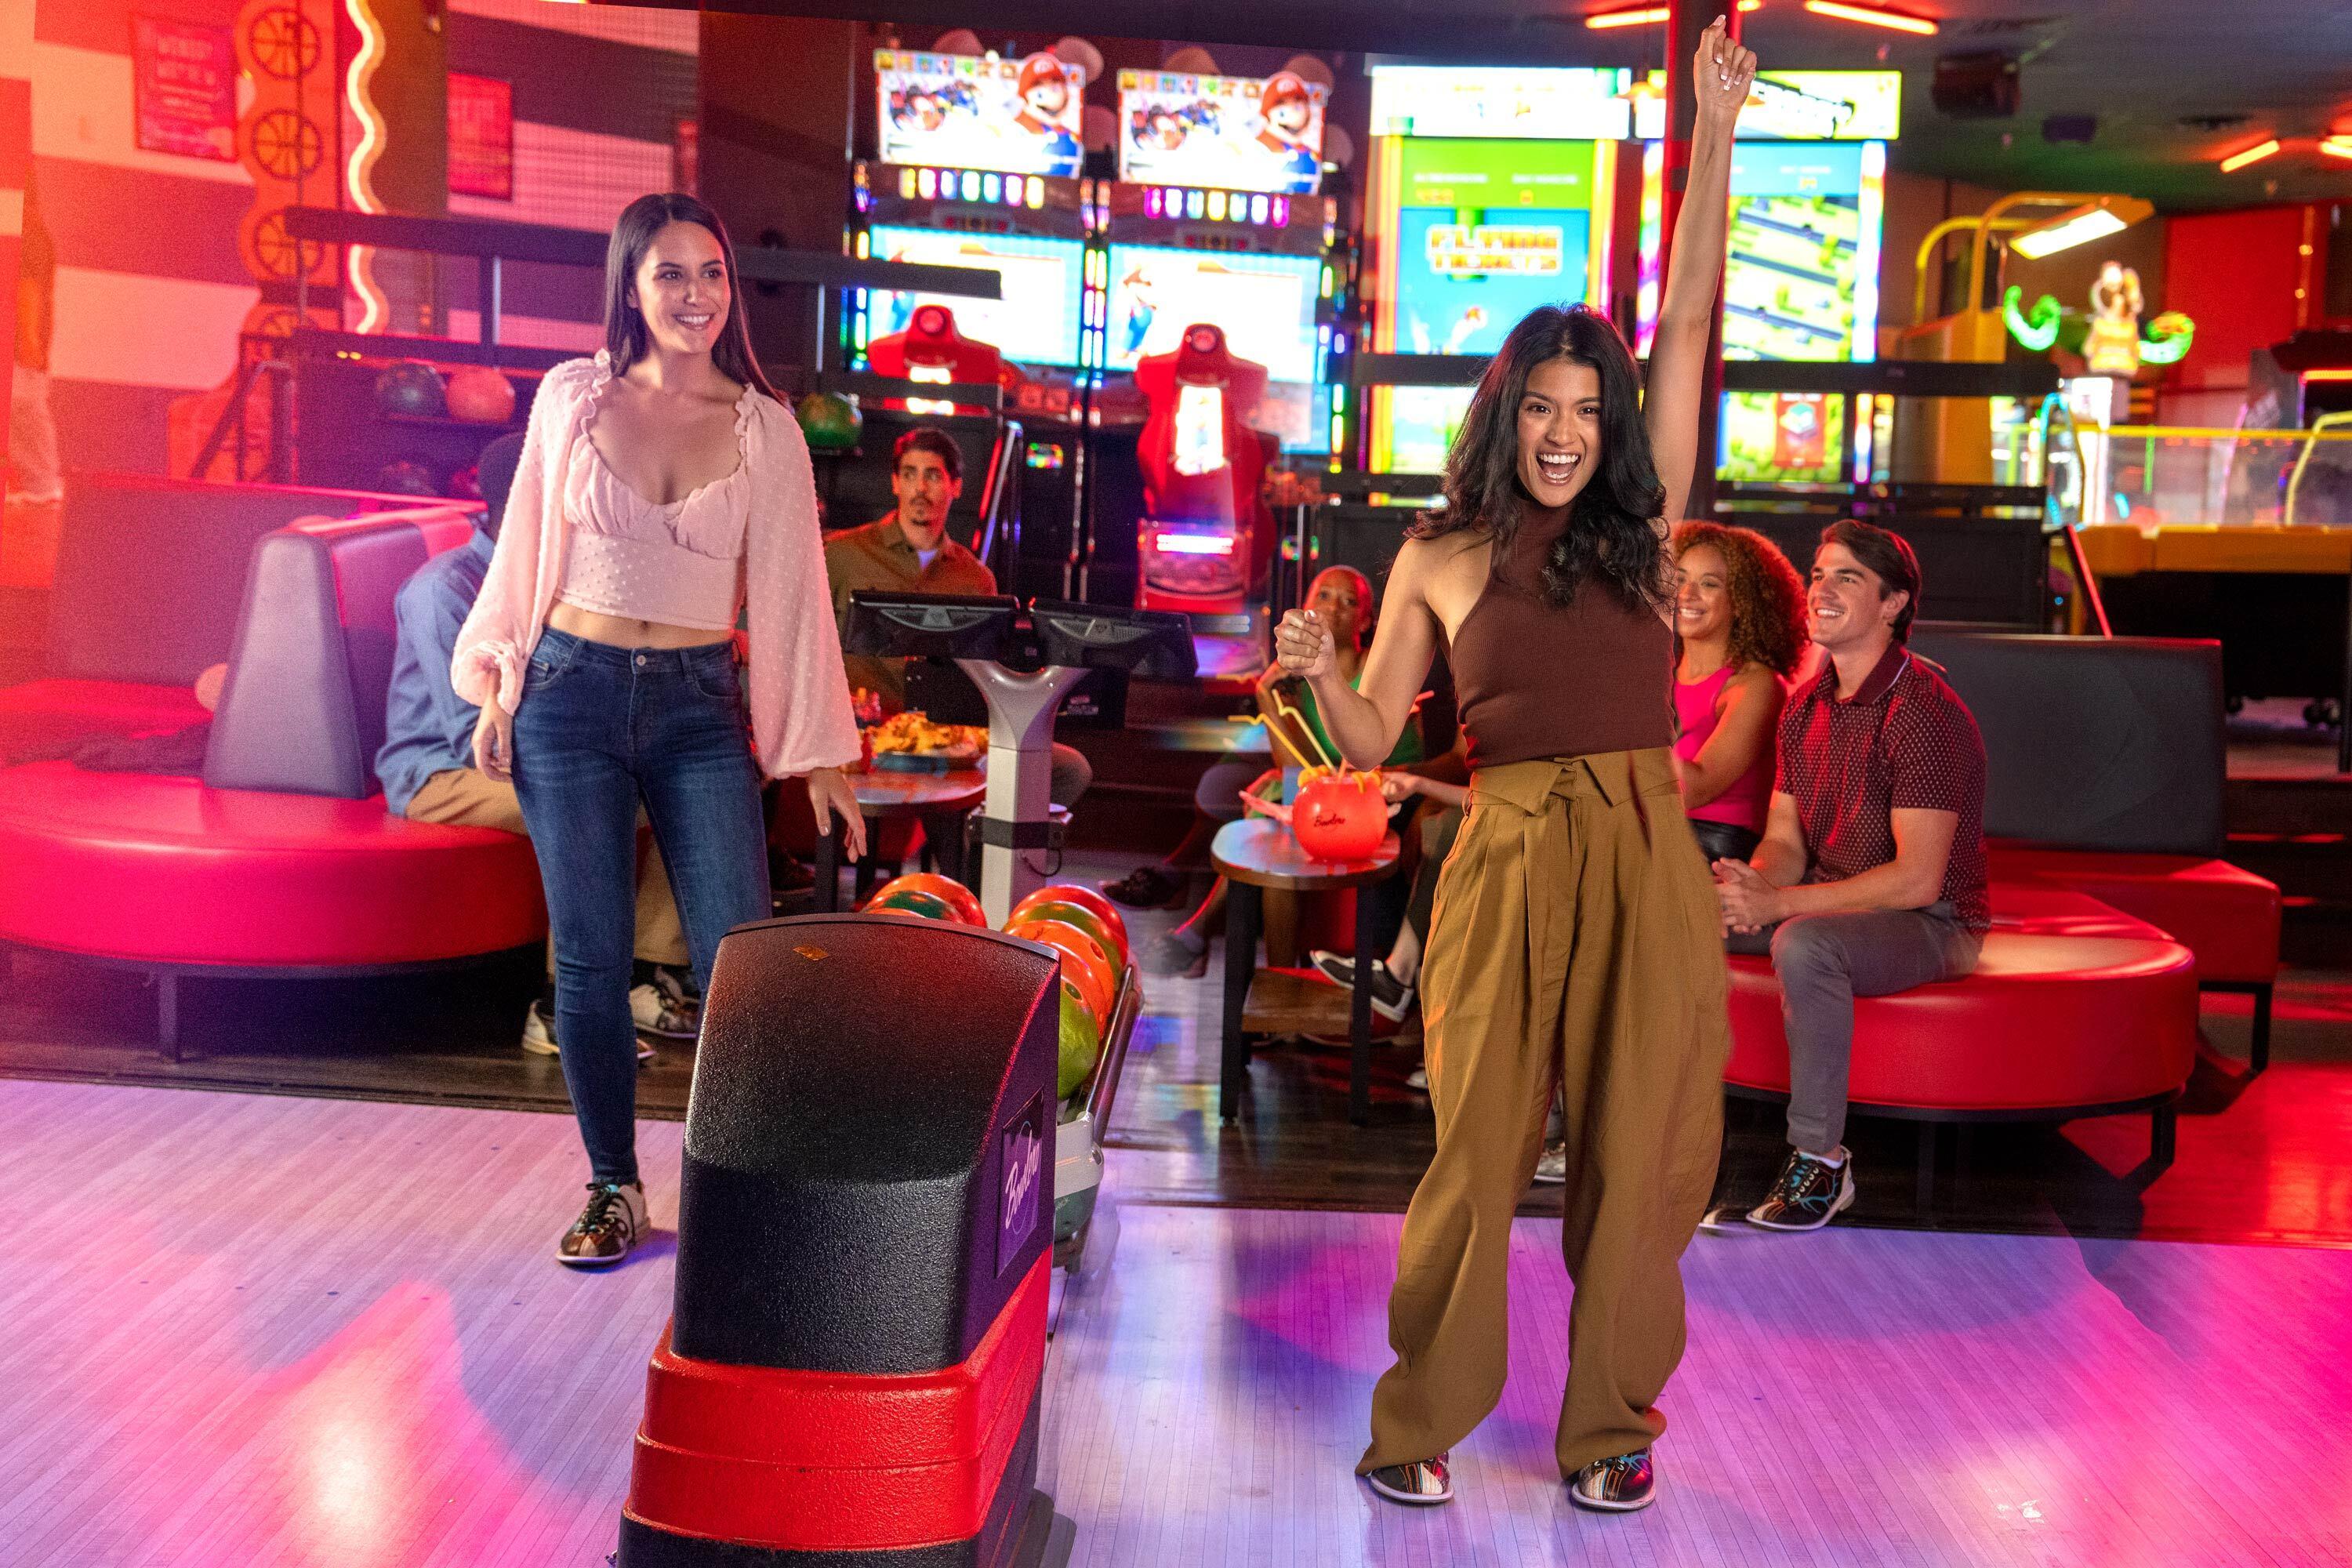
[1449,512,1675,769]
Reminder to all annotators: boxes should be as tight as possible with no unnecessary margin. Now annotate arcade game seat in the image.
[1133,323,1273,618]
[866,302,1006,391]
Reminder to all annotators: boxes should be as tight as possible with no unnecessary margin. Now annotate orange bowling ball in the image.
[869,872,985,925]
[1011,884,1129,958]
[1009,918,1116,1025]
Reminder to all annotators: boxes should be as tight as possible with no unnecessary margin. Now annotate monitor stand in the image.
[956,660,1088,926]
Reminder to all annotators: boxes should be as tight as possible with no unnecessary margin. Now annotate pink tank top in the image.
[1675,663,1777,832]
[555,388,753,633]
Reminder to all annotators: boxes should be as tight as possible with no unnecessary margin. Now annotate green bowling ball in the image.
[796,390,862,451]
[1013,899,1125,971]
[1058,979,1102,1099]
[870,887,955,921]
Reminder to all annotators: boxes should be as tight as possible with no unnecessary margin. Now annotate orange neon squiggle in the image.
[344,0,390,333]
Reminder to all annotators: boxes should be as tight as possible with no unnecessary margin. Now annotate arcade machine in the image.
[1359,65,1630,476]
[1131,322,1272,617]
[849,45,1098,601]
[1088,62,1354,665]
[1636,69,1898,486]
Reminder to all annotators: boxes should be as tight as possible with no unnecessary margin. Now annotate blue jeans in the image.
[511,627,769,1185]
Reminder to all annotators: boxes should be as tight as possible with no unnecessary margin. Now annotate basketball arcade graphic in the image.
[1118,68,1327,195]
[876,49,1087,178]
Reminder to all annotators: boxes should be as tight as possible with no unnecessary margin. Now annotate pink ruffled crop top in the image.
[450,353,860,779]
[556,387,751,632]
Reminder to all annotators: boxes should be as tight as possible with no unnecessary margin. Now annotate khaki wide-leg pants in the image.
[1359,748,1730,1476]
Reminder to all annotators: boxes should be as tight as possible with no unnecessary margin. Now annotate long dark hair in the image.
[603,192,776,399]
[1410,303,1667,612]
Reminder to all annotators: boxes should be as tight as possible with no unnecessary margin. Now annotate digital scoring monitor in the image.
[1116,67,1326,194]
[864,225,1087,368]
[875,49,1085,178]
[1105,242,1329,450]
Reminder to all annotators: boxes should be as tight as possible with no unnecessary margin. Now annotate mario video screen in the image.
[876,49,1086,179]
[1116,67,1326,194]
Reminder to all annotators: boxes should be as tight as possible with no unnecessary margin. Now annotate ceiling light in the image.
[2321,138,2352,162]
[2008,195,2154,260]
[2218,138,2281,172]
[1803,1,1939,34]
[1585,0,1756,24]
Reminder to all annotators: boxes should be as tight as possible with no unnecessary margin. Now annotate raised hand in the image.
[1273,607,1336,681]
[1692,16,1759,129]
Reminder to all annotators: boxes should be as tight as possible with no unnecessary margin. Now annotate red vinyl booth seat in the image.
[0,760,546,969]
[1987,844,2280,987]
[0,679,209,754]
[1726,931,2198,1122]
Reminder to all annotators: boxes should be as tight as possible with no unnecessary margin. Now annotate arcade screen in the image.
[875,49,1085,178]
[863,226,1087,368]
[1105,243,1329,450]
[1116,67,1326,195]
[1370,138,1613,473]
[1639,139,1886,484]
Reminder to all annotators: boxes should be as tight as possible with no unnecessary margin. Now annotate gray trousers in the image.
[1728,903,1980,1152]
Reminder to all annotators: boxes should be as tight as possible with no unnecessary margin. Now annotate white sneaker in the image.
[522,1001,655,1064]
[630,981,699,1040]
[1406,1066,1428,1091]
[1532,1139,1568,1185]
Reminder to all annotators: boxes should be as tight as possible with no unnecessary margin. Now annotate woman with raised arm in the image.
[453,193,869,1269]
[1272,20,1755,1514]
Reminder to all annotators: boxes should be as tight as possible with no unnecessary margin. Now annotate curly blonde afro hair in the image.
[1671,521,1808,677]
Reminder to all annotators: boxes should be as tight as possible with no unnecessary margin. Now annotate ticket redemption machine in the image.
[1133,324,1275,615]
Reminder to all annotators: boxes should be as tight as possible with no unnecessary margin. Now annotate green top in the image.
[1282,671,1425,770]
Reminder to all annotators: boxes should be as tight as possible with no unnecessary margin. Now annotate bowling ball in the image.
[869,887,956,922]
[445,463,482,500]
[873,872,985,926]
[1019,884,1129,957]
[1058,978,1102,1098]
[1010,917,1116,1026]
[1009,898,1125,971]
[795,390,862,451]
[376,459,438,496]
[374,359,447,418]
[445,365,517,423]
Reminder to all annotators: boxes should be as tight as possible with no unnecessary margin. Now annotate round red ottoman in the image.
[1726,931,2198,1116]
[0,760,546,969]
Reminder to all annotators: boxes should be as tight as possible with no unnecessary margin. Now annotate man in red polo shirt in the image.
[1706,520,1988,1232]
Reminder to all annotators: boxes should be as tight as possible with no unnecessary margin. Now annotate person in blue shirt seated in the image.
[376,431,696,1060]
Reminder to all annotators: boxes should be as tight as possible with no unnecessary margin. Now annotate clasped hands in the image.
[1712,857,1784,935]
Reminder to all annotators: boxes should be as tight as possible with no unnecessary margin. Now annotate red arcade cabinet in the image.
[868,303,1006,400]
[1133,323,1274,615]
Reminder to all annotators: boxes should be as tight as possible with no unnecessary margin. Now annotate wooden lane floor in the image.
[5,1078,2350,1567]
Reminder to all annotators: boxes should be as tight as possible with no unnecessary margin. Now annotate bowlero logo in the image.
[997,1093,1045,1273]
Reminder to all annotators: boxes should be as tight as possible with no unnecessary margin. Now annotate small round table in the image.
[1210,816,1402,1127]
[813,763,987,911]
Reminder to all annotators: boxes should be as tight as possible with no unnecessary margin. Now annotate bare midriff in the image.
[546,602,731,651]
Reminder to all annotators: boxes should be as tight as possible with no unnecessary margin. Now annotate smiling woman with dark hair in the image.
[1272,17,1757,1517]
[452,191,867,1270]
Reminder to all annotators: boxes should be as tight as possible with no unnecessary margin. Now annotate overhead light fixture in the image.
[2008,194,2154,260]
[1803,1,1939,34]
[2219,138,2282,173]
[2321,137,2352,162]
[1586,0,1756,24]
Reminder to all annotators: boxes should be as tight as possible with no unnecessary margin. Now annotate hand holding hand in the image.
[471,704,514,782]
[808,767,868,862]
[1691,16,1759,129]
[1273,608,1336,681]
[1712,857,1784,933]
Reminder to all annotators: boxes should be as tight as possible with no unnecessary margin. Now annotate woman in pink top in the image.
[452,193,865,1266]
[1670,521,1807,865]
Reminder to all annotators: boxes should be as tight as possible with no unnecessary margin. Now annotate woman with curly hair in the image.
[1670,521,1808,865]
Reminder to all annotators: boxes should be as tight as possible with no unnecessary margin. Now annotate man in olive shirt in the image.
[823,427,1090,806]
